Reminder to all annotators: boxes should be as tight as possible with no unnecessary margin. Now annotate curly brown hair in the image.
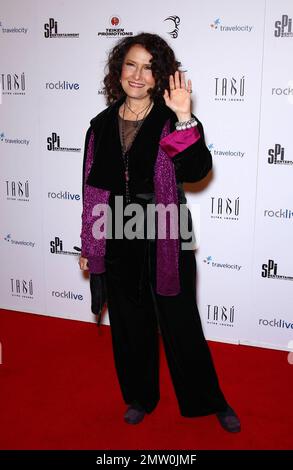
[103,32,181,105]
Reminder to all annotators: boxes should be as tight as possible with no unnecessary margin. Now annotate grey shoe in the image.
[124,403,146,425]
[216,406,241,433]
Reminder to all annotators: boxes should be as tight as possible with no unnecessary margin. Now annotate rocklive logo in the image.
[45,81,79,90]
[52,290,83,300]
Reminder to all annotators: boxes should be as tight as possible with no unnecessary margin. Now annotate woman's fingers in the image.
[170,71,190,91]
[180,71,186,89]
[187,78,192,93]
[174,70,181,89]
[79,257,89,270]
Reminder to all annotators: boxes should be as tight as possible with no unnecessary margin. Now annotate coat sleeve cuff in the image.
[87,256,105,274]
[159,126,201,158]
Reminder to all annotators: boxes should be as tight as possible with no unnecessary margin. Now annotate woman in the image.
[79,33,240,432]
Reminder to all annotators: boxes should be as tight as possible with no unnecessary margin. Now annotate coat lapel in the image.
[86,97,173,192]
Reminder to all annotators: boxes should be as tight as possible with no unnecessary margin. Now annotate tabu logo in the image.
[214,76,245,101]
[10,278,33,297]
[1,73,26,94]
[207,304,235,326]
[47,132,60,151]
[5,180,30,200]
[211,197,240,220]
[44,18,58,37]
[274,14,293,37]
[261,259,277,278]
[268,144,293,165]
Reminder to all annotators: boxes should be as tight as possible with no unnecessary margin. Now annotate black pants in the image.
[105,240,228,417]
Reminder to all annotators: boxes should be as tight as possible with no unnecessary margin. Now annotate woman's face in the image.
[120,44,156,100]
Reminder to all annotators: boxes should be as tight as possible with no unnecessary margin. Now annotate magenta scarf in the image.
[81,119,180,296]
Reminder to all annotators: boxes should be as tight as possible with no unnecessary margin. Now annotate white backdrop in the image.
[1,0,292,351]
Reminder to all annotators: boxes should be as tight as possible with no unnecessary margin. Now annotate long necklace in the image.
[120,100,153,203]
[124,100,152,128]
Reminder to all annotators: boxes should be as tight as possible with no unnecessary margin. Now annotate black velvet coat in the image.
[82,97,212,303]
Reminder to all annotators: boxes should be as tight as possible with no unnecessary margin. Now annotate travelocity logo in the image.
[210,18,253,32]
[203,256,242,271]
[4,233,35,248]
[0,20,28,34]
[0,132,30,146]
[208,143,245,159]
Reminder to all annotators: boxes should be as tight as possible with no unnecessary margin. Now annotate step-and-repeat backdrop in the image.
[1,0,292,351]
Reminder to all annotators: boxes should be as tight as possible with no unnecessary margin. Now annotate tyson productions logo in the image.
[261,259,293,281]
[51,289,83,301]
[47,190,80,201]
[45,80,79,91]
[206,304,235,327]
[268,144,293,165]
[258,317,293,331]
[208,143,245,159]
[274,14,293,38]
[5,179,30,202]
[164,15,180,38]
[203,256,242,271]
[0,19,28,34]
[4,233,35,248]
[50,236,80,256]
[210,18,253,33]
[97,16,133,38]
[10,278,34,299]
[0,73,26,96]
[210,196,240,221]
[43,18,79,38]
[264,208,293,220]
[0,132,30,146]
[47,132,81,153]
[214,76,245,102]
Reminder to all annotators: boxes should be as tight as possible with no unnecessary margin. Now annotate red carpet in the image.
[0,308,292,450]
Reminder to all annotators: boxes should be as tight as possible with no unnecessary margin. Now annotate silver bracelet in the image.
[175,117,197,131]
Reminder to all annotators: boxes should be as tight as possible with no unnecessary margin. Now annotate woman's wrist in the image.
[175,116,197,131]
[176,112,192,122]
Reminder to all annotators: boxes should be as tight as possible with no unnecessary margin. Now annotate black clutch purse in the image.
[75,247,107,326]
[89,272,107,326]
